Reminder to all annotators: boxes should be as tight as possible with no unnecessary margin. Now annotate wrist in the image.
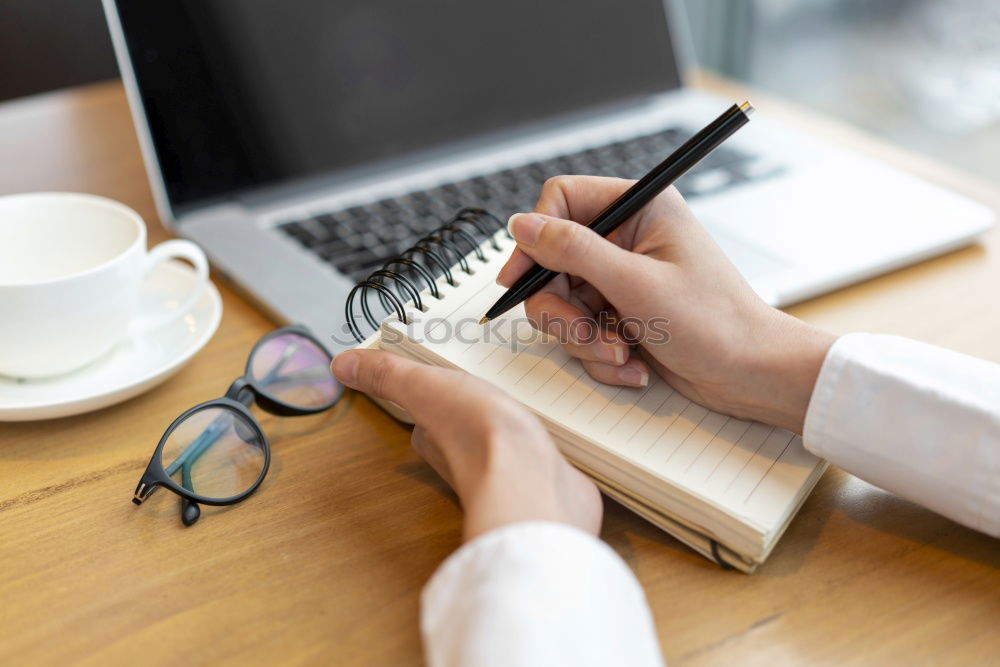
[738,311,835,433]
[459,436,602,542]
[460,468,562,542]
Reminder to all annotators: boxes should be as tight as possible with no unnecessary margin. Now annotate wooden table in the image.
[1,76,998,666]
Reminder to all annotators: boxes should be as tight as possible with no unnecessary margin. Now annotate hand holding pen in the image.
[481,102,755,323]
[490,104,835,435]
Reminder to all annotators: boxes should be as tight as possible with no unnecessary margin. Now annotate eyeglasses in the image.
[132,325,343,525]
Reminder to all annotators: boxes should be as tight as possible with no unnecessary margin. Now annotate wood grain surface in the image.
[1,77,998,666]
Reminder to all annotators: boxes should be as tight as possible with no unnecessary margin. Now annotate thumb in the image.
[507,212,644,297]
[331,348,455,424]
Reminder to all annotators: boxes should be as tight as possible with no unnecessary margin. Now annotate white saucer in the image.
[0,260,222,421]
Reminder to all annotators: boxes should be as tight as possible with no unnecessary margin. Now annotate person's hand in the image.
[331,349,602,541]
[497,175,835,434]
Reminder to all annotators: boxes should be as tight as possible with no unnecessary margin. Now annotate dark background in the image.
[4,0,996,187]
[0,0,118,101]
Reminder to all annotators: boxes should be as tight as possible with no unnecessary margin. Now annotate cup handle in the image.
[130,239,210,335]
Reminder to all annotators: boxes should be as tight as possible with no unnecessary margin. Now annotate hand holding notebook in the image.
[332,346,603,542]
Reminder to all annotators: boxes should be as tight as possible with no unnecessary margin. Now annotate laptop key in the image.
[331,247,380,266]
[335,249,387,276]
[411,215,437,231]
[315,214,355,239]
[347,205,372,218]
[354,216,382,235]
[279,221,314,246]
[375,223,411,244]
[441,183,463,200]
[316,240,360,262]
[281,219,331,247]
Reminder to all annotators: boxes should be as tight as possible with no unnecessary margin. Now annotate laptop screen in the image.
[113,0,681,214]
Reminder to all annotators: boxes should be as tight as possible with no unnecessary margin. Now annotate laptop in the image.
[103,0,993,351]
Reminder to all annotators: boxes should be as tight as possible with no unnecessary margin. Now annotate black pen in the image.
[479,101,754,324]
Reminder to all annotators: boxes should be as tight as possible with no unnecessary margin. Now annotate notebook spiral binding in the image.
[345,207,511,343]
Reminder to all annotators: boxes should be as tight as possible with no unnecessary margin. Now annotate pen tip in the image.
[479,316,490,325]
[739,100,755,116]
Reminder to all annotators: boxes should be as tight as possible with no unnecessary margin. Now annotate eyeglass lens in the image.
[248,333,339,410]
[159,406,266,500]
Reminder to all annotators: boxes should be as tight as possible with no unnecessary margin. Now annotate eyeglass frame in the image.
[131,324,343,522]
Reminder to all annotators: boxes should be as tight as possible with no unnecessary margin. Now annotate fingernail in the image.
[332,350,361,386]
[506,214,518,237]
[596,343,625,365]
[618,366,648,387]
[611,345,627,365]
[509,213,545,247]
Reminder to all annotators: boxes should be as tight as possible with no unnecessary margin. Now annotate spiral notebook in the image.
[347,209,826,572]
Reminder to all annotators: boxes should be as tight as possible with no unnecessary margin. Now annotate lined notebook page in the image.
[387,238,822,533]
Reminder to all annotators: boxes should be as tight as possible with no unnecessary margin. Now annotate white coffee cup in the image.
[0,192,209,379]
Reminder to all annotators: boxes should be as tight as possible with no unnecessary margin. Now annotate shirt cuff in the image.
[421,521,664,667]
[803,332,1000,536]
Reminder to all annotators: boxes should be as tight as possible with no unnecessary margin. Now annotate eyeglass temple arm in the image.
[166,418,229,477]
[180,462,201,526]
[165,417,230,526]
[257,340,301,387]
[258,367,332,388]
[253,339,335,395]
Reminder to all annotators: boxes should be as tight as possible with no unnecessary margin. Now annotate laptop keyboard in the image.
[278,125,782,281]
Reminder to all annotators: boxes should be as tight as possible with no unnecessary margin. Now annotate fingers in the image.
[496,176,637,288]
[331,349,473,426]
[503,211,649,301]
[495,246,533,288]
[581,357,650,388]
[524,290,630,366]
[524,289,648,387]
[533,175,636,222]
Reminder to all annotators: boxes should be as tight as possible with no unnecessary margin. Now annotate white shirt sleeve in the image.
[804,332,1000,537]
[420,521,665,667]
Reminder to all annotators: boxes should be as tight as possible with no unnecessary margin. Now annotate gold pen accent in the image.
[739,100,755,116]
[479,316,490,325]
